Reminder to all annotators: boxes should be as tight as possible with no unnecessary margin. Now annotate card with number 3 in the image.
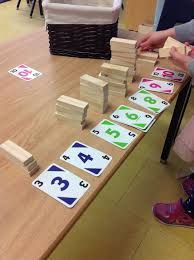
[128,89,170,114]
[60,141,112,177]
[32,164,90,208]
[8,64,42,81]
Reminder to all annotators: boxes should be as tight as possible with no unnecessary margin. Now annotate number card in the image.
[60,141,112,177]
[32,164,90,208]
[8,64,42,81]
[139,78,174,94]
[91,119,138,150]
[128,89,170,114]
[151,67,186,82]
[110,105,155,132]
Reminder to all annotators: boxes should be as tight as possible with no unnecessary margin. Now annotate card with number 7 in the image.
[8,64,42,81]
[139,78,174,94]
[128,89,170,114]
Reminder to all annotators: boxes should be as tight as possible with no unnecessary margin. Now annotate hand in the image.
[169,46,194,72]
[185,42,194,58]
[137,28,176,51]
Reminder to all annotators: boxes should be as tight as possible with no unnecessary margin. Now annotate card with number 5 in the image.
[32,164,90,208]
[128,89,170,114]
[91,119,138,149]
[151,67,186,82]
[8,64,42,81]
[60,141,112,177]
[139,78,174,94]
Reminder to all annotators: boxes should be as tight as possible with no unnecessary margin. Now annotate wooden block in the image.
[101,63,129,77]
[80,74,108,89]
[164,36,192,55]
[98,73,127,87]
[0,140,34,167]
[159,46,185,58]
[111,55,136,64]
[100,72,126,83]
[56,104,87,121]
[138,51,158,61]
[112,51,137,59]
[27,165,40,177]
[138,24,153,35]
[111,45,137,53]
[136,58,156,66]
[56,95,89,113]
[55,112,86,130]
[136,58,156,75]
[109,89,127,97]
[110,37,137,48]
[110,58,136,68]
[25,160,38,172]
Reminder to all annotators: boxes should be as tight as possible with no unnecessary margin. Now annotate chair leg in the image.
[30,0,36,18]
[39,0,43,16]
[16,0,22,10]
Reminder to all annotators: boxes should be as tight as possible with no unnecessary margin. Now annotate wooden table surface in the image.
[0,30,189,260]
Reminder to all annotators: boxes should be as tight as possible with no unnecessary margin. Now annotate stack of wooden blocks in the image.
[110,37,137,83]
[0,140,39,176]
[80,74,108,114]
[98,63,129,97]
[56,95,89,129]
[136,50,158,75]
[159,37,192,58]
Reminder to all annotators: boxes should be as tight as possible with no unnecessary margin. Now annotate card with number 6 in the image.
[151,67,186,82]
[32,164,90,208]
[139,78,174,94]
[110,105,155,132]
[8,64,42,81]
[91,119,138,149]
[128,89,170,114]
[60,141,112,177]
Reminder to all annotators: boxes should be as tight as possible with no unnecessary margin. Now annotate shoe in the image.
[152,199,194,228]
[182,174,194,196]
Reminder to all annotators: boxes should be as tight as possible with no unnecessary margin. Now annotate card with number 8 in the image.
[110,105,155,132]
[32,164,90,208]
[91,119,138,149]
[60,141,112,177]
[128,89,170,114]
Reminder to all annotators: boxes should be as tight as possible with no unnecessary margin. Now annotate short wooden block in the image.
[56,95,89,113]
[27,165,40,177]
[110,37,137,48]
[55,112,86,130]
[112,51,137,59]
[138,24,153,35]
[138,51,158,61]
[56,104,87,121]
[111,55,136,64]
[159,46,185,58]
[101,63,129,77]
[0,140,34,167]
[109,89,127,97]
[110,58,136,69]
[163,36,192,55]
[98,73,127,87]
[100,72,126,83]
[80,74,108,89]
[136,58,156,75]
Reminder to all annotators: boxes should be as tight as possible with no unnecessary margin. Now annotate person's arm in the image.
[175,20,194,44]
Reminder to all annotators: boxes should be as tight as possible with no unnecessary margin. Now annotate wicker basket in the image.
[43,0,122,59]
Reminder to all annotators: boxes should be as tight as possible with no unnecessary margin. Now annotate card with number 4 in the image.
[8,64,42,81]
[32,164,90,208]
[128,89,170,114]
[110,105,155,132]
[91,119,138,150]
[60,141,112,177]
[139,78,174,94]
[151,67,186,82]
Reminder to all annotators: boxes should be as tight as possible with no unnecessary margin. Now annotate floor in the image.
[1,1,194,260]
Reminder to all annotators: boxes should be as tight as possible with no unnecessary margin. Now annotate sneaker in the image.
[182,174,194,196]
[153,199,194,228]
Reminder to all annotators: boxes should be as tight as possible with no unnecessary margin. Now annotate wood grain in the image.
[0,29,190,260]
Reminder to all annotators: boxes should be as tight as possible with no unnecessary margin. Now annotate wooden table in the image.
[0,30,190,260]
